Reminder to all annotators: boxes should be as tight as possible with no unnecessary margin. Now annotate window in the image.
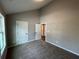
[0,13,6,55]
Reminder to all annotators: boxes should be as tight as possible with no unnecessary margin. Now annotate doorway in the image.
[35,24,41,40]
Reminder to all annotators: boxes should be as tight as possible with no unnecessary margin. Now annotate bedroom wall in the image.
[0,7,3,13]
[0,5,5,15]
[40,0,79,55]
[6,10,40,47]
[0,7,3,14]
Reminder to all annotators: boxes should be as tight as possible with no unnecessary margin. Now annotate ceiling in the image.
[0,0,53,14]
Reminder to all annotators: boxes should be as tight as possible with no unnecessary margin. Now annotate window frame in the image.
[0,13,6,55]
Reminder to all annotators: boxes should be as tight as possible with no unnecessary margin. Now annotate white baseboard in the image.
[46,40,79,56]
[8,39,38,48]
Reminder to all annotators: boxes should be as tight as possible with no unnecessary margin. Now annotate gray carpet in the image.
[6,40,79,59]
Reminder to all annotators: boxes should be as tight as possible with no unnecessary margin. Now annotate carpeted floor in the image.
[6,40,79,59]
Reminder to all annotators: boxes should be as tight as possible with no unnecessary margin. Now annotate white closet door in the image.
[16,21,28,45]
[35,24,41,40]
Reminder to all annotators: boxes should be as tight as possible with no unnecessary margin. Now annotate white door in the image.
[35,24,41,40]
[16,21,28,45]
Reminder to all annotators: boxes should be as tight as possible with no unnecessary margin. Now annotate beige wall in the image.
[40,0,79,55]
[0,7,3,14]
[0,5,5,15]
[6,10,40,47]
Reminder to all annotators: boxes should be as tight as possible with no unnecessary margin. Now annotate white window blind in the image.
[0,13,6,55]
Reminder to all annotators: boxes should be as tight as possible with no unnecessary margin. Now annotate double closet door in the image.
[16,21,28,45]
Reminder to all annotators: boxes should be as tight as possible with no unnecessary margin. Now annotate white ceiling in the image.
[0,0,53,14]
